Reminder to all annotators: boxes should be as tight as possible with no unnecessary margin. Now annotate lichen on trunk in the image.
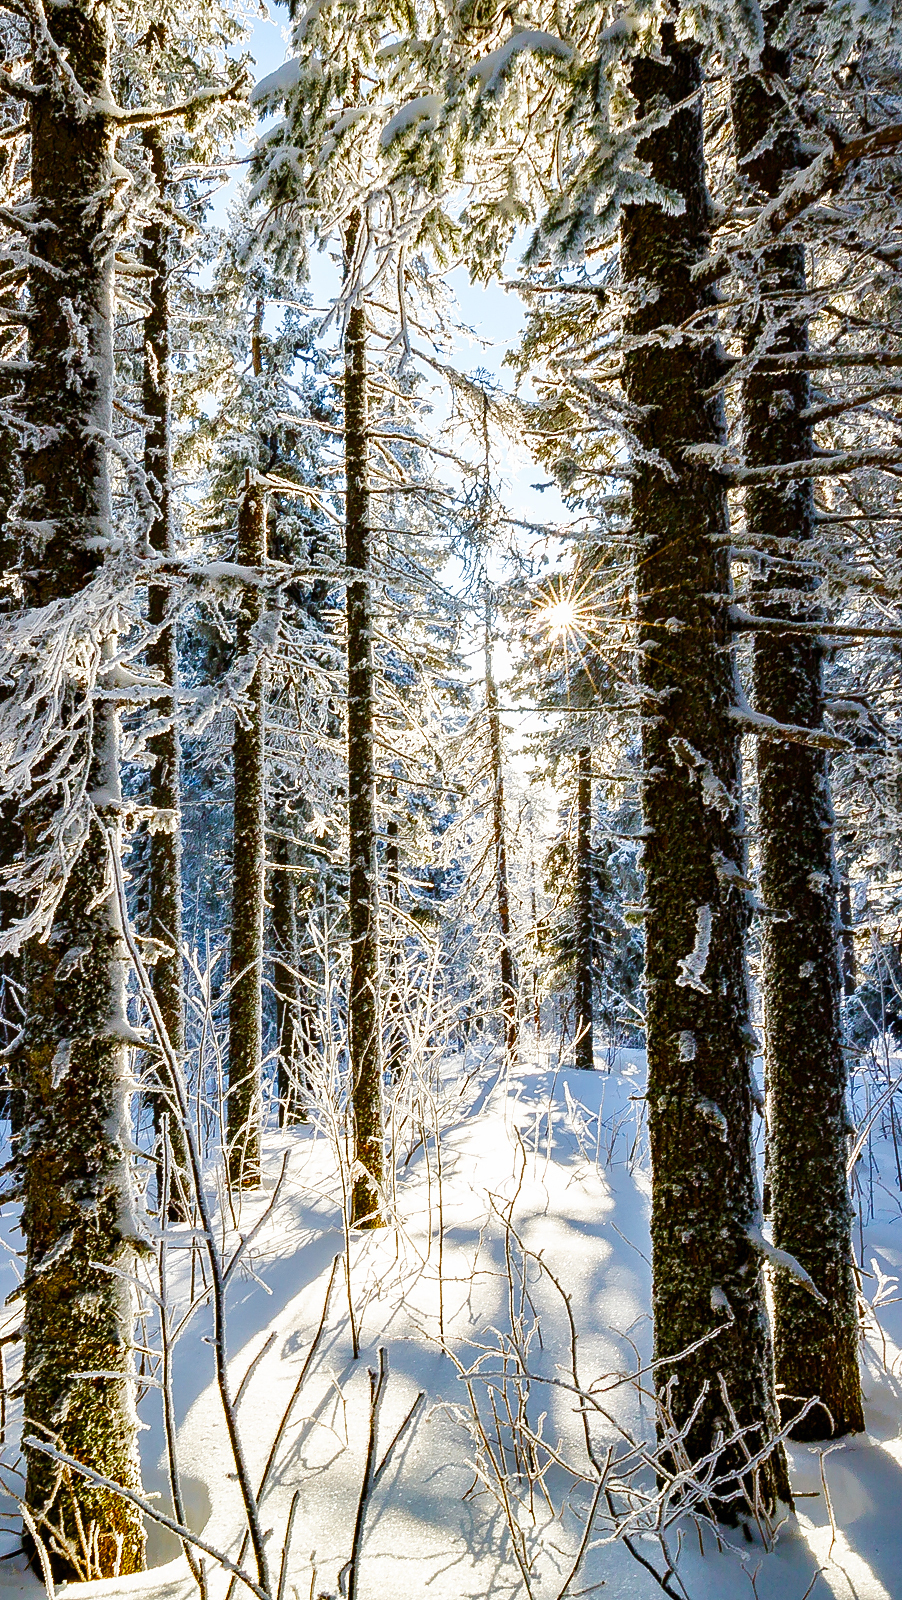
[344,221,385,1228]
[574,748,594,1072]
[228,478,268,1190]
[16,6,146,1571]
[141,123,189,1219]
[621,28,789,1512]
[732,48,864,1441]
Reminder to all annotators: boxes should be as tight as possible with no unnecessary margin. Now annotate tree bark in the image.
[621,28,789,1511]
[344,222,384,1228]
[0,374,23,1124]
[484,607,518,1063]
[271,834,306,1124]
[227,477,267,1189]
[732,50,864,1440]
[17,3,146,1574]
[141,124,189,1218]
[383,808,405,1081]
[574,748,594,1071]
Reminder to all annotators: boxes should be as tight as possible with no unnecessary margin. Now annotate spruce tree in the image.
[574,746,594,1071]
[621,30,788,1507]
[730,29,864,1438]
[484,601,518,1063]
[141,122,190,1216]
[344,219,385,1227]
[16,1,146,1573]
[228,474,267,1189]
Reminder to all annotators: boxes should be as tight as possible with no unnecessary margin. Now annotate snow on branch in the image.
[746,1225,827,1304]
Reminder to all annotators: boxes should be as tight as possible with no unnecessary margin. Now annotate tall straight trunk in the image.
[344,222,384,1228]
[530,864,541,1043]
[621,28,788,1509]
[141,124,188,1217]
[732,56,864,1440]
[837,871,857,998]
[17,3,146,1575]
[383,808,405,1080]
[574,748,594,1071]
[271,835,306,1124]
[484,611,518,1062]
[228,477,267,1189]
[0,380,22,1122]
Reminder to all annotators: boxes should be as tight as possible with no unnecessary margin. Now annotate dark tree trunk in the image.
[141,124,189,1218]
[732,51,864,1441]
[344,222,384,1228]
[837,873,857,998]
[271,834,306,1124]
[530,865,541,1043]
[574,748,594,1071]
[484,610,518,1062]
[621,29,789,1511]
[17,3,146,1574]
[383,809,404,1081]
[0,374,23,1125]
[228,477,267,1189]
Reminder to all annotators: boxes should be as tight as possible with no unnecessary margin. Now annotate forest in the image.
[0,0,900,1596]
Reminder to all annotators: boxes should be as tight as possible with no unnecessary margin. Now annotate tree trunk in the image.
[621,28,789,1511]
[344,221,384,1228]
[141,124,189,1218]
[732,53,864,1441]
[484,608,518,1063]
[574,748,594,1071]
[837,871,857,998]
[0,378,22,1125]
[271,834,306,1124]
[17,3,146,1574]
[383,809,405,1081]
[228,477,267,1189]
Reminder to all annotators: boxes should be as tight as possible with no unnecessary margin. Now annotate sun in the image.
[540,598,580,640]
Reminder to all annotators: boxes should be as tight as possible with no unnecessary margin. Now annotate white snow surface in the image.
[0,1052,901,1600]
[250,60,302,107]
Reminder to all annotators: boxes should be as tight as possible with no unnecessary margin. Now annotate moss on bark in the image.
[621,29,789,1512]
[344,223,385,1228]
[17,2,146,1575]
[228,480,267,1190]
[732,50,864,1441]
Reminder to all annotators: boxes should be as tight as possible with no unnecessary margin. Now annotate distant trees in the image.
[484,602,518,1064]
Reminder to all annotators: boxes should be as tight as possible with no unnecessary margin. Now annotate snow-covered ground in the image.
[1,1050,901,1600]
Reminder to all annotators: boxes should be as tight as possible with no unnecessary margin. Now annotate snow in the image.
[1,1051,902,1599]
[379,96,442,151]
[676,903,713,991]
[467,31,573,94]
[746,1224,828,1304]
[249,61,302,108]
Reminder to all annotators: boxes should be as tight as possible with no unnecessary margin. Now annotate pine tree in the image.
[620,29,788,1508]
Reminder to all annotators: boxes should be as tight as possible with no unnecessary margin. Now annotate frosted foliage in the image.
[248,0,781,290]
[0,559,332,956]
